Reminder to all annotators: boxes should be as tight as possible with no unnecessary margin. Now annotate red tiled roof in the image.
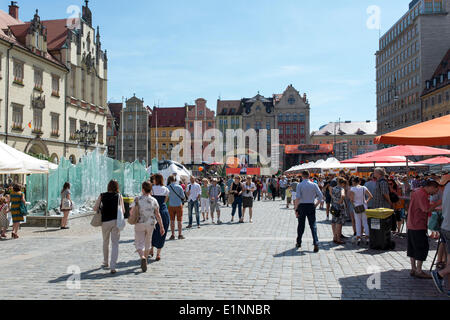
[9,18,71,51]
[108,103,123,121]
[422,48,450,96]
[151,107,186,128]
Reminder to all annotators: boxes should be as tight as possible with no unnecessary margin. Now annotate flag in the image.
[28,121,32,129]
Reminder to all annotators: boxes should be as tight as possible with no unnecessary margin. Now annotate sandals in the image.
[414,271,432,279]
[436,262,447,270]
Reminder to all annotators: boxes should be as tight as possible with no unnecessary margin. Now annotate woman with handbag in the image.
[331,178,347,245]
[149,174,170,262]
[350,177,373,245]
[93,180,125,274]
[60,182,72,230]
[230,176,243,223]
[129,181,165,272]
[9,184,26,239]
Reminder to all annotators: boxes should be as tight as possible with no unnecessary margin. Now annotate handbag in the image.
[20,202,28,216]
[90,194,103,227]
[330,204,341,217]
[354,205,365,214]
[128,197,140,225]
[116,195,126,231]
[228,193,235,205]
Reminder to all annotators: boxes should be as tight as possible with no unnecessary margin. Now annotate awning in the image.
[374,115,450,146]
[0,141,58,174]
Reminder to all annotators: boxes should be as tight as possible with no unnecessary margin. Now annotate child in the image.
[286,184,292,208]
[0,196,10,238]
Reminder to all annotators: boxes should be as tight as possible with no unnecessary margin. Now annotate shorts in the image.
[200,198,210,212]
[394,209,406,222]
[441,229,450,254]
[169,206,183,222]
[287,197,292,204]
[209,200,220,213]
[407,229,429,262]
[243,197,253,208]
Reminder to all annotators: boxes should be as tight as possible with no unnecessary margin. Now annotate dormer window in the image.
[222,108,227,115]
[426,81,430,89]
[35,33,40,50]
[440,74,444,83]
[433,78,437,87]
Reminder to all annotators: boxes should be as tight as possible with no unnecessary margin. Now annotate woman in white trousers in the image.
[349,177,373,245]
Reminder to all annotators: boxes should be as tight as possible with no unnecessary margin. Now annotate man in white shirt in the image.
[279,176,288,201]
[186,176,201,229]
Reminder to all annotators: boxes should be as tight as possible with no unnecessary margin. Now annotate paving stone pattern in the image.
[0,200,447,300]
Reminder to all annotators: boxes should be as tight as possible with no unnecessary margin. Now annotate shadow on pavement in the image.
[48,259,156,283]
[338,269,446,300]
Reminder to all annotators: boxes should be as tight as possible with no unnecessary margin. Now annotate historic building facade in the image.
[376,0,450,135]
[311,120,377,160]
[151,107,186,161]
[185,98,215,164]
[274,85,311,145]
[421,48,450,121]
[117,96,151,164]
[0,1,108,164]
[216,99,242,156]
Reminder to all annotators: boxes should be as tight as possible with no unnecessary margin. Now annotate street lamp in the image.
[75,123,97,155]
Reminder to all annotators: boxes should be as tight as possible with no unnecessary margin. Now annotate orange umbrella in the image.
[375,115,450,146]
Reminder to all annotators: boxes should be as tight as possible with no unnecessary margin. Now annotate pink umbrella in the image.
[415,156,450,165]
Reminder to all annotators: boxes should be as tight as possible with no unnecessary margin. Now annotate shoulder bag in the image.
[128,197,140,225]
[90,194,103,227]
[116,194,126,231]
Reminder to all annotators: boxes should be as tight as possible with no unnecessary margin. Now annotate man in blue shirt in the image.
[294,170,324,253]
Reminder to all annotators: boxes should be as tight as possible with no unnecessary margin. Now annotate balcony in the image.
[11,123,24,132]
[13,78,24,86]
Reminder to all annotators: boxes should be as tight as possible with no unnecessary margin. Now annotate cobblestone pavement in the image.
[0,199,448,300]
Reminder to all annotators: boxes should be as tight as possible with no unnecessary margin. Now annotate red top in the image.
[407,188,430,231]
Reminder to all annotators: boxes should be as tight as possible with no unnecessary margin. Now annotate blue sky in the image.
[14,0,411,131]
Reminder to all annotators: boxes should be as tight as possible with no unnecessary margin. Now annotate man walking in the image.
[186,176,201,229]
[432,174,450,297]
[279,176,288,201]
[294,170,323,253]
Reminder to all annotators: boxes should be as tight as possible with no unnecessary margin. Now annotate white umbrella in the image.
[0,141,57,174]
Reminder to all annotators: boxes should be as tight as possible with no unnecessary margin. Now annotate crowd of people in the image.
[0,168,449,297]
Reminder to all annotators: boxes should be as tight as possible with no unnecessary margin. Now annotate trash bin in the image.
[366,208,396,250]
[123,197,134,219]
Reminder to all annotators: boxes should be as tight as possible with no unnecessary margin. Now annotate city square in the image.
[0,199,446,300]
[0,0,449,305]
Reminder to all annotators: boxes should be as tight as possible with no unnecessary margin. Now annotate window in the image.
[69,118,76,136]
[246,123,251,130]
[99,80,103,106]
[98,125,104,143]
[162,131,166,137]
[208,122,212,128]
[301,126,305,134]
[71,65,76,96]
[285,113,290,122]
[293,126,297,134]
[12,104,23,127]
[34,69,43,90]
[13,60,24,83]
[199,110,203,116]
[286,126,290,135]
[81,69,86,101]
[52,75,60,96]
[91,74,95,104]
[51,113,59,135]
[278,114,283,122]
[33,108,42,131]
[266,122,271,130]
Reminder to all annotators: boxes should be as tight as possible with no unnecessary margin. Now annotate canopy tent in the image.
[374,115,450,146]
[443,165,450,172]
[341,145,450,164]
[415,156,450,165]
[0,141,58,174]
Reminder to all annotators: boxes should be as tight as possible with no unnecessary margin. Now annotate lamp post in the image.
[75,123,97,155]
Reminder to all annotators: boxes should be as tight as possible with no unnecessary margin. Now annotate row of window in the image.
[279,125,305,135]
[379,24,419,62]
[280,139,305,145]
[378,54,419,88]
[378,76,421,106]
[380,109,421,129]
[424,90,450,108]
[12,60,61,95]
[71,64,104,106]
[278,113,306,122]
[426,71,450,89]
[69,118,104,142]
[424,110,450,121]
[219,118,240,126]
[380,0,422,50]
